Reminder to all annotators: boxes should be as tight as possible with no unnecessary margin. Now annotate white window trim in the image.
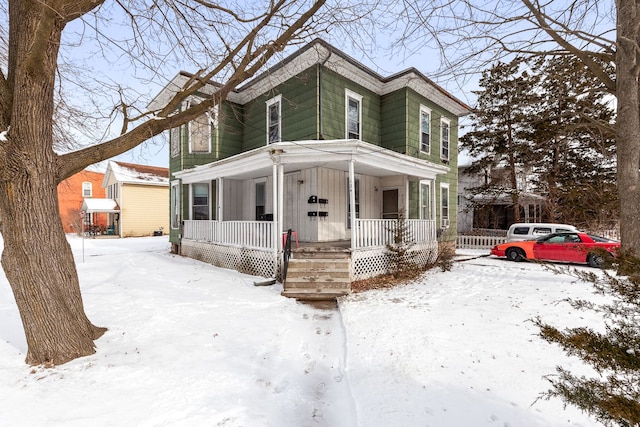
[266,95,282,144]
[419,179,434,220]
[190,182,211,220]
[171,181,181,229]
[188,116,212,154]
[345,89,363,140]
[440,117,451,161]
[208,104,219,129]
[82,181,92,198]
[419,105,431,155]
[440,183,450,228]
[170,126,180,158]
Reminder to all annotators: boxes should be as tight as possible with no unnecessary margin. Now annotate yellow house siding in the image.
[120,184,169,237]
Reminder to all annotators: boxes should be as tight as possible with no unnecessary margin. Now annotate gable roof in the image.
[103,161,169,187]
[81,198,121,213]
[149,39,470,117]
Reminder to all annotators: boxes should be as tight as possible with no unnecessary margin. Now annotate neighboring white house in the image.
[458,164,546,234]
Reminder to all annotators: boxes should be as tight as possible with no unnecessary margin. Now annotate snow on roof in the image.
[81,198,120,213]
[107,161,169,186]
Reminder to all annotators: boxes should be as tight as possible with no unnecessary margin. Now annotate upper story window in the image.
[345,89,362,140]
[420,105,431,154]
[170,126,180,158]
[107,183,119,200]
[266,95,281,144]
[82,182,92,198]
[189,113,211,153]
[441,118,450,161]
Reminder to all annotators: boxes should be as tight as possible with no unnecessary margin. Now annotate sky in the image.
[54,2,483,171]
[0,235,609,427]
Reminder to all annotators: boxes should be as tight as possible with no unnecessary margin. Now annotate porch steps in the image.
[282,252,351,300]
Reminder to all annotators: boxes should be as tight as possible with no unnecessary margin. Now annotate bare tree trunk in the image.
[0,174,105,365]
[0,1,105,365]
[616,0,640,254]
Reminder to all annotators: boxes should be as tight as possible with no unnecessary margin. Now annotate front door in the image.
[382,189,399,219]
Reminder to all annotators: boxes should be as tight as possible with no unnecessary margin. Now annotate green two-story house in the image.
[150,39,469,289]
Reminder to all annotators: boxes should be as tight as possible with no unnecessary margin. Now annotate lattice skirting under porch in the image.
[181,241,278,279]
[351,242,439,281]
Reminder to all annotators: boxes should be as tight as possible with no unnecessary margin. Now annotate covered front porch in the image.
[174,140,448,282]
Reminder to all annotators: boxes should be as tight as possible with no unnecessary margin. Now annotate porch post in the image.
[432,181,437,239]
[278,163,284,245]
[217,177,224,222]
[272,163,280,254]
[349,159,356,250]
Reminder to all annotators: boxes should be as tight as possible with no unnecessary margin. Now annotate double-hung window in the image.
[440,183,450,228]
[82,182,92,198]
[189,113,211,153]
[170,126,180,158]
[171,182,181,229]
[440,118,450,161]
[266,95,281,144]
[192,183,209,220]
[345,89,362,140]
[420,180,432,220]
[255,180,266,219]
[420,106,431,154]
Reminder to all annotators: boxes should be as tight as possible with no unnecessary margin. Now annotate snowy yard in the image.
[0,235,605,426]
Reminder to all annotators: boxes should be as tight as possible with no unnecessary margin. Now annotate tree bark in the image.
[0,0,105,365]
[616,0,640,254]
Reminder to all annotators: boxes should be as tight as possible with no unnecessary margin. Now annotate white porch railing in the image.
[353,219,437,249]
[183,220,274,250]
[183,219,438,250]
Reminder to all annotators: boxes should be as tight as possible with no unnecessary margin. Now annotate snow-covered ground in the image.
[0,235,606,426]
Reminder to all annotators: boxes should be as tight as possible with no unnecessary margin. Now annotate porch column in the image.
[278,163,284,246]
[272,163,280,254]
[349,159,356,250]
[432,181,437,239]
[217,177,224,222]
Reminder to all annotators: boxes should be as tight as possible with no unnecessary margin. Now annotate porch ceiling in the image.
[174,140,450,183]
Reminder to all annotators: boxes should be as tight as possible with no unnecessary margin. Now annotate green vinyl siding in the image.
[243,68,319,150]
[381,90,409,154]
[407,180,420,219]
[168,50,465,245]
[168,101,244,177]
[319,69,381,145]
[405,89,459,166]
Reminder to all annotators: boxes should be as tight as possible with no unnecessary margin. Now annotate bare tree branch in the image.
[56,0,329,179]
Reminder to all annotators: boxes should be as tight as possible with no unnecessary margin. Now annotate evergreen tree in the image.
[527,56,617,228]
[461,55,617,232]
[460,58,540,224]
[386,210,418,279]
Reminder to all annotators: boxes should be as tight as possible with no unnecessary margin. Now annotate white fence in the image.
[353,219,437,248]
[183,220,274,250]
[183,219,438,250]
[456,235,506,249]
